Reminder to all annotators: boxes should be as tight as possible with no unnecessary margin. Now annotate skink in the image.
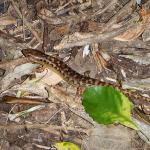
[22,49,150,106]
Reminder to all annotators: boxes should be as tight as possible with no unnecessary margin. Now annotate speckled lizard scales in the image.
[22,49,150,105]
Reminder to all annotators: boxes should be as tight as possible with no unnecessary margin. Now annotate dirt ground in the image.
[0,0,150,149]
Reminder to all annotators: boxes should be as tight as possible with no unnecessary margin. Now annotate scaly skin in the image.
[22,49,150,106]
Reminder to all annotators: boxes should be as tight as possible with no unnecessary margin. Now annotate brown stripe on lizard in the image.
[22,49,150,106]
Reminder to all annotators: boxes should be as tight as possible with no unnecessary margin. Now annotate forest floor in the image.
[0,0,150,149]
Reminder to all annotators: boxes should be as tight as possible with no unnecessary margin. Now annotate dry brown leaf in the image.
[1,63,37,91]
[88,21,102,32]
[35,68,62,86]
[91,43,109,71]
[49,25,70,41]
[54,32,94,50]
[0,15,17,26]
[114,24,146,41]
[55,25,70,35]
[50,86,81,108]
[114,8,150,41]
[38,8,64,25]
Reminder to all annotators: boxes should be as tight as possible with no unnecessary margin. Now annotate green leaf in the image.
[54,142,81,150]
[82,86,138,130]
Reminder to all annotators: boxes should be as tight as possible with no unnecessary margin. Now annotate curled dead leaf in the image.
[114,23,146,41]
[114,8,150,41]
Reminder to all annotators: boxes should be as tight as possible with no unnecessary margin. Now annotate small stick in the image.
[10,0,42,44]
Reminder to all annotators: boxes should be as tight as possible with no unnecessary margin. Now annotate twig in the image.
[44,106,65,124]
[0,123,89,134]
[42,22,49,52]
[1,95,49,104]
[101,0,134,32]
[10,0,42,44]
[0,30,24,43]
[54,22,133,50]
[69,107,94,126]
[91,43,108,71]
[92,0,117,17]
